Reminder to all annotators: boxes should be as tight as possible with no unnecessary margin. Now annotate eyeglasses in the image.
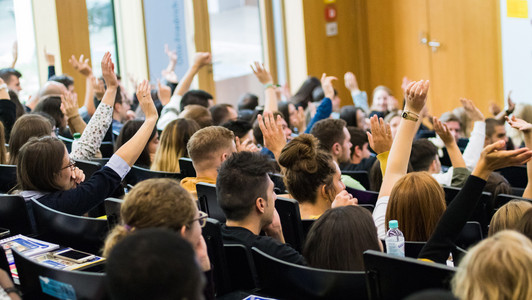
[61,159,76,171]
[192,211,208,228]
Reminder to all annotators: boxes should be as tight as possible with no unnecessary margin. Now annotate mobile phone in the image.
[53,249,95,264]
[0,227,10,238]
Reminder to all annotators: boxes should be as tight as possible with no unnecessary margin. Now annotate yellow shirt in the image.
[180,176,217,199]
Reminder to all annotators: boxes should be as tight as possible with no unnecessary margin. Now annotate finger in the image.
[367,132,374,148]
[405,81,417,96]
[235,136,241,149]
[385,123,392,136]
[484,140,507,153]
[79,54,84,63]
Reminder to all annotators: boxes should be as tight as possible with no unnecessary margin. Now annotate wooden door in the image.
[427,0,503,116]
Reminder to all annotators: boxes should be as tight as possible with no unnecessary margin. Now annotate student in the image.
[106,228,205,300]
[209,103,237,125]
[488,200,532,236]
[114,120,159,169]
[16,59,158,215]
[180,126,236,198]
[217,151,305,265]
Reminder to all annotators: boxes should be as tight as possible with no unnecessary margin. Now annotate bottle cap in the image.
[73,133,81,139]
[389,220,398,229]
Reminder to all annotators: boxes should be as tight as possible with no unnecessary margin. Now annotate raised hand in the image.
[69,54,92,77]
[489,101,502,116]
[44,47,55,66]
[11,41,18,68]
[344,71,359,92]
[460,98,484,122]
[506,115,532,133]
[473,140,532,180]
[92,77,105,100]
[331,190,358,208]
[0,78,8,99]
[321,73,338,99]
[101,52,118,88]
[157,80,172,105]
[251,61,273,85]
[164,44,177,64]
[161,44,179,83]
[367,115,392,154]
[61,91,79,119]
[235,137,259,153]
[433,116,455,145]
[257,112,286,158]
[192,52,212,70]
[136,79,158,121]
[404,80,429,114]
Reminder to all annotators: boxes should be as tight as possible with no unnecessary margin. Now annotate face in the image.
[227,106,238,122]
[67,84,75,93]
[356,109,367,130]
[488,125,508,148]
[432,154,442,174]
[148,132,160,161]
[359,143,371,160]
[339,127,353,163]
[263,176,277,225]
[373,90,389,112]
[332,95,341,112]
[7,75,21,92]
[444,121,461,142]
[279,118,293,141]
[288,103,299,128]
[55,147,76,190]
[183,207,203,247]
[331,161,346,197]
[389,116,401,139]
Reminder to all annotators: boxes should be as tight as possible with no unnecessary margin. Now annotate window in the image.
[86,0,119,76]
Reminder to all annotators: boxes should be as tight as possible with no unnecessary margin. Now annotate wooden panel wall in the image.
[55,0,92,103]
[301,0,370,106]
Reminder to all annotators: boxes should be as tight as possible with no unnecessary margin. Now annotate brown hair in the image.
[9,114,53,165]
[303,206,381,271]
[0,122,6,164]
[16,136,66,192]
[114,120,157,168]
[179,104,213,128]
[485,118,504,139]
[386,172,446,241]
[453,230,532,300]
[102,178,196,257]
[489,200,532,236]
[187,126,235,165]
[310,118,347,153]
[151,118,200,173]
[278,134,336,204]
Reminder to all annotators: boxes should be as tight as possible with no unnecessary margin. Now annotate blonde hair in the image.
[453,230,532,300]
[386,172,446,241]
[151,118,200,173]
[489,200,532,236]
[102,178,196,257]
[187,126,234,165]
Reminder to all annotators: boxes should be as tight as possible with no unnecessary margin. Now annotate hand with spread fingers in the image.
[473,140,532,180]
[251,62,273,85]
[507,115,532,133]
[321,73,337,99]
[344,72,359,92]
[235,137,259,153]
[157,80,172,106]
[136,80,158,121]
[460,98,484,122]
[367,115,393,154]
[258,112,287,159]
[433,116,455,146]
[101,52,118,89]
[61,91,79,119]
[69,54,93,77]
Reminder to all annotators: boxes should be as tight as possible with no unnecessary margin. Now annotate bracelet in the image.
[264,83,280,89]
[402,110,420,122]
[3,286,22,297]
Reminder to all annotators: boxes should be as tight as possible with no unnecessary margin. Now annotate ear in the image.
[332,142,341,156]
[318,184,328,200]
[221,151,230,162]
[256,197,266,214]
[179,225,187,238]
[429,159,438,173]
[353,145,362,158]
[113,102,121,111]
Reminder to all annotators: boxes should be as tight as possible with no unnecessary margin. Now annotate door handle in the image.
[428,41,441,52]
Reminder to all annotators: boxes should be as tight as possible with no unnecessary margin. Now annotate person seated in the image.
[488,200,532,236]
[0,80,19,143]
[278,134,357,219]
[151,118,200,173]
[110,86,132,136]
[238,92,258,111]
[278,101,306,134]
[311,118,376,174]
[439,112,462,142]
[178,104,213,128]
[209,103,237,126]
[157,52,212,130]
[303,205,381,271]
[114,120,159,169]
[0,68,22,93]
[222,119,255,144]
[348,127,373,165]
[339,105,368,131]
[7,114,53,165]
[517,208,532,241]
[486,118,512,149]
[369,86,393,118]
[253,111,292,159]
[410,139,442,173]
[15,56,158,215]
[180,126,236,198]
[49,74,74,92]
[452,230,532,300]
[217,151,305,265]
[105,228,206,300]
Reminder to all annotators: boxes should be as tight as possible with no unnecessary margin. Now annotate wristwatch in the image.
[402,110,419,122]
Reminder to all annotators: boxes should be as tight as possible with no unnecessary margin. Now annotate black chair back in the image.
[224,244,259,292]
[0,194,34,235]
[347,188,379,206]
[380,241,427,259]
[269,173,287,194]
[0,164,17,194]
[202,218,231,296]
[73,159,102,181]
[13,250,108,300]
[360,204,375,213]
[275,197,305,252]
[197,182,226,222]
[342,171,370,190]
[455,221,483,250]
[31,199,109,254]
[363,250,455,300]
[124,165,182,186]
[301,219,315,239]
[99,141,114,158]
[104,198,124,230]
[511,187,525,197]
[494,193,532,210]
[497,165,527,188]
[443,186,491,234]
[252,247,368,299]
[178,157,196,178]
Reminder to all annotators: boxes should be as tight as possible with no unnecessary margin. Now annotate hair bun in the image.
[279,134,320,173]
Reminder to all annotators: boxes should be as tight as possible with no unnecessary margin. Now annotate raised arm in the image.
[251,62,277,112]
[345,71,368,112]
[258,111,286,161]
[367,115,393,176]
[69,54,96,116]
[173,52,211,97]
[433,116,466,169]
[304,73,335,134]
[44,47,56,79]
[460,98,485,169]
[379,80,429,198]
[161,44,179,84]
[494,91,515,121]
[62,91,86,135]
[114,80,158,166]
[507,115,532,198]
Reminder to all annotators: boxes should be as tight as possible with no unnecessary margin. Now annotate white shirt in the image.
[156,94,182,131]
[373,196,390,240]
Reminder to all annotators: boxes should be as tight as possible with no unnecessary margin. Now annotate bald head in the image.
[27,81,68,110]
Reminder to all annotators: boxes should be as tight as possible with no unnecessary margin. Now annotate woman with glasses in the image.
[15,54,159,216]
[102,178,212,298]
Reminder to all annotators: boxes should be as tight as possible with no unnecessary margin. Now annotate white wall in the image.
[500,0,532,104]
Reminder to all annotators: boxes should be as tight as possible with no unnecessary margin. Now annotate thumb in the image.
[483,140,506,154]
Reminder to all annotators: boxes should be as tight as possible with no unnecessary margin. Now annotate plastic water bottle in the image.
[385,220,405,257]
[72,133,81,153]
